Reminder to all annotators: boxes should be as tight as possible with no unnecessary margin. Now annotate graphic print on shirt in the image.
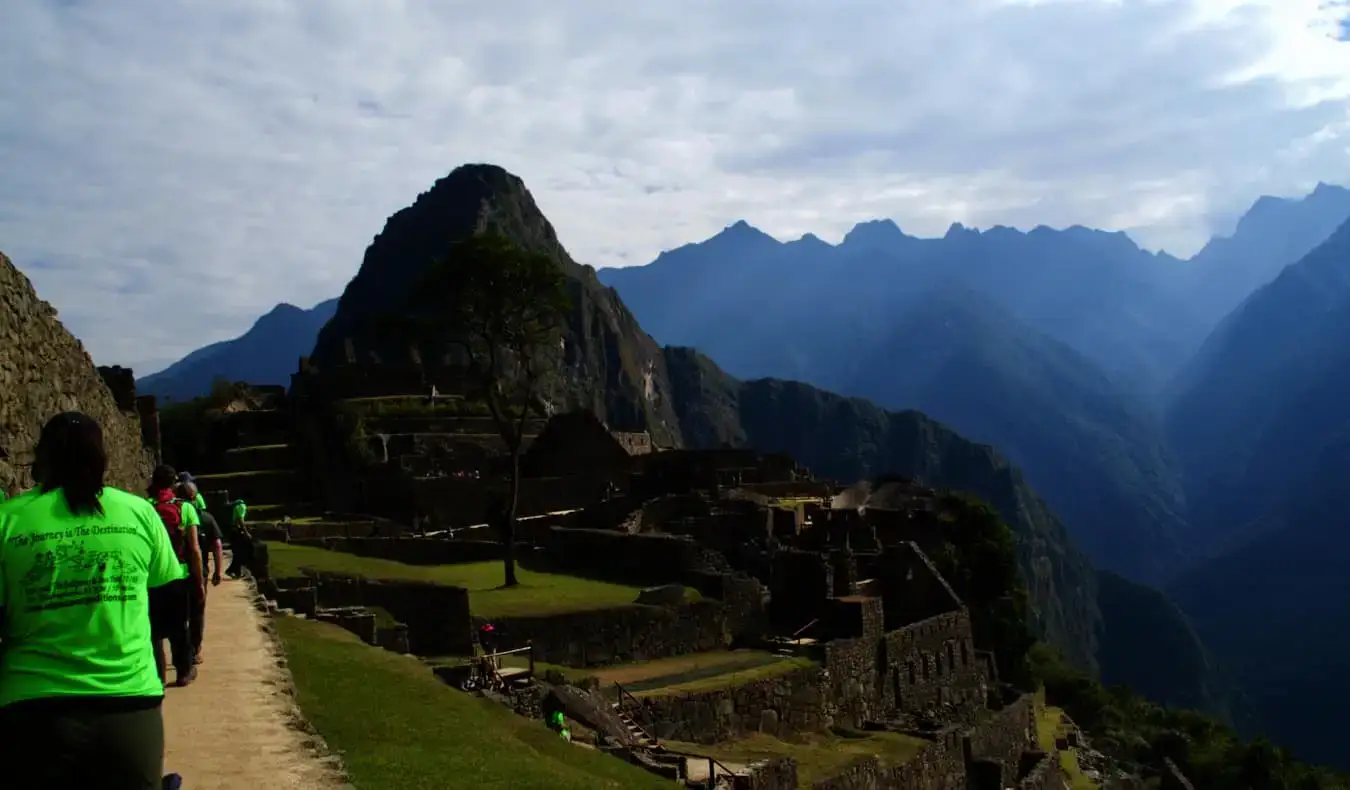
[9,523,143,612]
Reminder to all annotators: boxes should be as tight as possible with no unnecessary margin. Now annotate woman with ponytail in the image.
[0,412,185,789]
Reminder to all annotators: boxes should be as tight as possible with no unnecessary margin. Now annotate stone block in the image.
[635,584,686,606]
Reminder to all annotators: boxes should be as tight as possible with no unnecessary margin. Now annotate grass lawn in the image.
[590,650,788,687]
[275,617,676,790]
[267,542,650,618]
[665,730,927,784]
[1035,690,1097,790]
[634,656,818,696]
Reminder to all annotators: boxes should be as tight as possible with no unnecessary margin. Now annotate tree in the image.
[408,232,571,586]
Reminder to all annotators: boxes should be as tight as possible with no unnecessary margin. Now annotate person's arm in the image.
[180,503,205,591]
[210,523,224,585]
[187,525,205,594]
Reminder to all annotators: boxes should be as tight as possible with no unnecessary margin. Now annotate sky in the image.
[2,0,1350,374]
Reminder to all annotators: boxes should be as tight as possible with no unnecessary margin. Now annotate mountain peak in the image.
[944,222,974,239]
[841,219,910,250]
[310,161,575,366]
[1309,181,1348,200]
[701,219,780,252]
[789,232,832,250]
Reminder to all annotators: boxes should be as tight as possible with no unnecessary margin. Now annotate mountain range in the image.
[135,169,1350,765]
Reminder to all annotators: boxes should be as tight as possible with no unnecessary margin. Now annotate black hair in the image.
[149,464,178,494]
[34,412,107,516]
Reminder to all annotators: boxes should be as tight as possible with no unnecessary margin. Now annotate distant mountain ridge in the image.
[137,298,338,402]
[600,218,1194,583]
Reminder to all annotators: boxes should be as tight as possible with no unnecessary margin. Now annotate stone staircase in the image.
[610,701,661,750]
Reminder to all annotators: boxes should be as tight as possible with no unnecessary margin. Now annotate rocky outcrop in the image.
[308,164,683,447]
[0,250,154,494]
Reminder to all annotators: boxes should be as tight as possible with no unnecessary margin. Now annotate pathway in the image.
[162,578,349,789]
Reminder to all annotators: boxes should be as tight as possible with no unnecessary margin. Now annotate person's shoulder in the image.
[100,487,160,518]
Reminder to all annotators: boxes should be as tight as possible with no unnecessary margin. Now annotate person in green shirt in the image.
[0,412,184,789]
[148,466,203,687]
[178,471,207,513]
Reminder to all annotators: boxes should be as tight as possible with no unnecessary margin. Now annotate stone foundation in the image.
[636,665,827,744]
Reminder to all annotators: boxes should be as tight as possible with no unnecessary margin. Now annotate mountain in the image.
[309,162,1176,680]
[600,219,1197,396]
[1173,182,1350,341]
[604,232,1189,583]
[309,164,685,448]
[1165,217,1350,551]
[1094,570,1234,718]
[146,162,1225,716]
[1171,511,1350,768]
[1165,218,1350,767]
[137,298,339,402]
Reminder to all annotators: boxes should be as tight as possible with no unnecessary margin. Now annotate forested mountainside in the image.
[1165,217,1350,768]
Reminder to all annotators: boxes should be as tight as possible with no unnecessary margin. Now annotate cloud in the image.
[1,0,1349,372]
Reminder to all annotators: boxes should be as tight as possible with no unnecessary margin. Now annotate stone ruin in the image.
[240,411,1074,789]
[195,353,1129,788]
[0,250,158,495]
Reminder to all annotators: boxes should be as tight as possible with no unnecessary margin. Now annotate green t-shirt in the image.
[0,486,186,706]
[178,500,201,576]
[232,501,247,524]
[193,492,207,514]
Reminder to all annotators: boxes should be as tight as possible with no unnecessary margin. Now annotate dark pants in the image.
[0,697,164,789]
[226,534,255,576]
[150,579,193,678]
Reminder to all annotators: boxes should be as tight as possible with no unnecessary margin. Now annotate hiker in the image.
[179,481,222,664]
[148,464,204,687]
[0,412,187,788]
[178,471,207,513]
[224,496,253,578]
[179,480,223,588]
[547,711,572,742]
[479,621,498,656]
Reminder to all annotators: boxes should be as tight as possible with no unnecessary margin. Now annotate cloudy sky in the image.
[2,0,1349,374]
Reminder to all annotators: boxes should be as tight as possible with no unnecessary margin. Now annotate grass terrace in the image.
[276,616,676,790]
[267,542,660,618]
[666,730,929,785]
[424,649,812,694]
[630,654,817,696]
[1035,690,1097,790]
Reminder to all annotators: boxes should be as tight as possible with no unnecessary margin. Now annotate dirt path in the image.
[162,578,349,789]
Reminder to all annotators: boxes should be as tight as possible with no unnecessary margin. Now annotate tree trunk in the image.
[504,448,521,587]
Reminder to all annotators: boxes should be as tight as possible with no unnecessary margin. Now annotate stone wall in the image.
[274,570,474,655]
[96,366,137,412]
[823,607,986,728]
[809,729,966,790]
[636,664,826,744]
[1015,751,1066,790]
[1,251,154,496]
[491,600,730,666]
[546,528,713,585]
[741,757,798,790]
[963,692,1037,789]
